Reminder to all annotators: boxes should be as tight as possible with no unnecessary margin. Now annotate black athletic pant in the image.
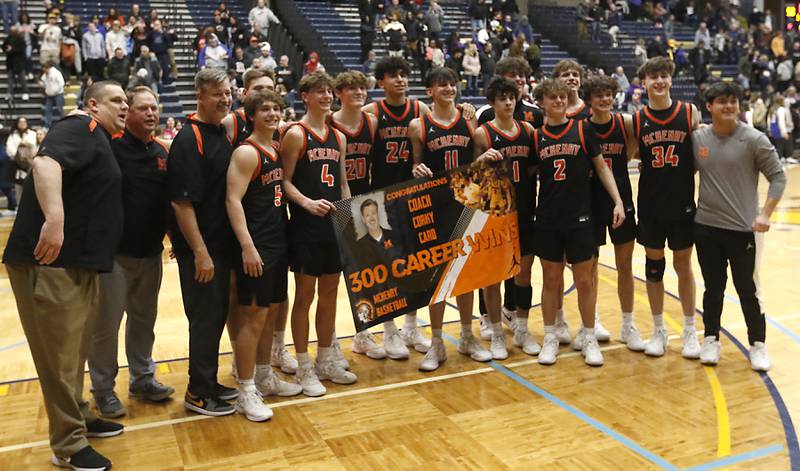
[176,252,231,397]
[479,278,516,314]
[695,223,765,345]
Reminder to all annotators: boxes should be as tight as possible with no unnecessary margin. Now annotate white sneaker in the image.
[490,333,508,360]
[749,342,771,371]
[352,331,387,359]
[479,313,492,340]
[513,329,541,355]
[645,327,669,357]
[554,313,571,344]
[383,329,410,360]
[256,368,303,397]
[700,337,720,365]
[401,326,431,353]
[235,389,273,422]
[419,338,447,371]
[582,335,604,366]
[571,327,586,351]
[786,157,799,165]
[271,344,298,374]
[315,357,358,385]
[594,317,611,342]
[331,336,350,370]
[296,363,326,397]
[457,334,492,362]
[538,333,560,365]
[681,326,701,359]
[620,323,646,352]
[501,306,517,329]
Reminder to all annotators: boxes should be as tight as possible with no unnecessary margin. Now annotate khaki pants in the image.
[7,264,100,457]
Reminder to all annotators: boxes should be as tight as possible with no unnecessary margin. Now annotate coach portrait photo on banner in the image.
[351,194,404,266]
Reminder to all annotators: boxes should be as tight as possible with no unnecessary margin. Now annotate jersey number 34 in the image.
[651,145,679,168]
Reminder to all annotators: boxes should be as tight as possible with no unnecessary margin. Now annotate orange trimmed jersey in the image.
[229,108,281,149]
[241,138,287,262]
[532,119,601,228]
[567,101,592,121]
[421,109,474,174]
[634,100,695,219]
[587,113,634,215]
[332,111,375,196]
[372,98,420,188]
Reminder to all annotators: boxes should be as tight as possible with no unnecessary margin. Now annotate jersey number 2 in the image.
[553,158,566,181]
[652,145,679,168]
[321,164,335,187]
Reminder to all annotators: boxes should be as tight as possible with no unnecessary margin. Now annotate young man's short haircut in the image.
[703,81,743,103]
[375,56,411,82]
[582,75,620,100]
[243,89,285,119]
[84,80,124,104]
[637,56,676,80]
[426,66,458,88]
[552,59,584,80]
[495,57,531,78]
[334,70,369,92]
[534,78,571,103]
[126,85,159,107]
[195,67,229,91]
[360,198,378,214]
[297,71,334,95]
[243,68,275,91]
[486,76,519,103]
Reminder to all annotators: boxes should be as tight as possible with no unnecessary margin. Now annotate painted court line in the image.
[0,340,658,456]
[684,444,785,471]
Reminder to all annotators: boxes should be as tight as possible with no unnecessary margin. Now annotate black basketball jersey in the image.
[372,98,420,188]
[588,113,634,215]
[230,108,281,149]
[421,110,474,174]
[288,123,343,242]
[635,100,695,219]
[332,111,374,196]
[241,138,287,263]
[567,101,592,121]
[477,100,544,128]
[480,120,536,228]
[532,119,601,228]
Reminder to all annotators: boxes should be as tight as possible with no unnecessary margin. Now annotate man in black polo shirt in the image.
[87,86,175,419]
[3,81,128,471]
[168,67,238,416]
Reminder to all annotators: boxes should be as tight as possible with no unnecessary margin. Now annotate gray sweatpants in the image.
[88,254,163,395]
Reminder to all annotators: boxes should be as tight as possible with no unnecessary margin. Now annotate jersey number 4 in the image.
[346,157,367,181]
[651,145,679,168]
[321,164,335,187]
[386,141,409,163]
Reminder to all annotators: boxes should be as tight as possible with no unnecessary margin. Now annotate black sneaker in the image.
[129,380,175,402]
[184,391,235,416]
[215,383,239,401]
[51,445,112,470]
[85,418,124,438]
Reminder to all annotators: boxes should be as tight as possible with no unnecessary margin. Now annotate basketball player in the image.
[532,79,626,367]
[475,57,543,341]
[410,67,495,370]
[330,71,391,360]
[222,68,298,377]
[361,56,433,358]
[473,76,541,357]
[553,59,591,121]
[226,90,303,422]
[692,81,786,370]
[579,75,646,352]
[281,71,356,396]
[634,57,701,359]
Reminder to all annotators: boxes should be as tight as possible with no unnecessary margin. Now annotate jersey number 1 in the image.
[652,145,679,168]
[321,164,335,187]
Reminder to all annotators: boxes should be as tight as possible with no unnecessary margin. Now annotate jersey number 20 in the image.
[345,157,367,181]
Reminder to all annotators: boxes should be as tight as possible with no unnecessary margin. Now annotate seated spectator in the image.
[258,43,277,71]
[103,7,124,30]
[106,47,131,88]
[202,34,229,70]
[275,54,298,92]
[130,44,161,92]
[646,34,667,58]
[304,51,325,75]
[627,87,644,113]
[162,117,178,140]
[229,46,248,83]
[244,35,261,65]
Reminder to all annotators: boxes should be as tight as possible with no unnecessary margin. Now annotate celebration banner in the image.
[331,160,521,332]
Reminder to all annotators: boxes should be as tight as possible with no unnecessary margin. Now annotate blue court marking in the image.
[427,315,678,470]
[766,317,800,346]
[0,340,26,353]
[684,444,785,471]
[609,264,800,469]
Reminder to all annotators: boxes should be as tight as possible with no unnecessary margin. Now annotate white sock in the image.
[273,331,285,346]
[383,321,398,333]
[652,313,664,328]
[461,323,473,338]
[622,312,633,325]
[238,378,256,391]
[491,322,503,336]
[684,315,695,328]
[555,309,565,322]
[544,325,555,335]
[432,328,443,339]
[584,327,595,337]
[404,315,417,331]
[317,346,332,362]
[297,352,311,365]
[255,364,271,376]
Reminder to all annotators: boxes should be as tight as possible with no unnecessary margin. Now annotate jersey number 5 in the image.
[321,163,335,187]
[553,158,566,181]
[652,145,679,168]
[386,141,409,163]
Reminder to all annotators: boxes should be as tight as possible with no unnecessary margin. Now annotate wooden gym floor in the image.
[0,168,798,470]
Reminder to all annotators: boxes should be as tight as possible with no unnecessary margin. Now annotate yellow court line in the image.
[598,273,732,462]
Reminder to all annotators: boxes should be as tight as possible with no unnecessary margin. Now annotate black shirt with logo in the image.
[3,115,123,272]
